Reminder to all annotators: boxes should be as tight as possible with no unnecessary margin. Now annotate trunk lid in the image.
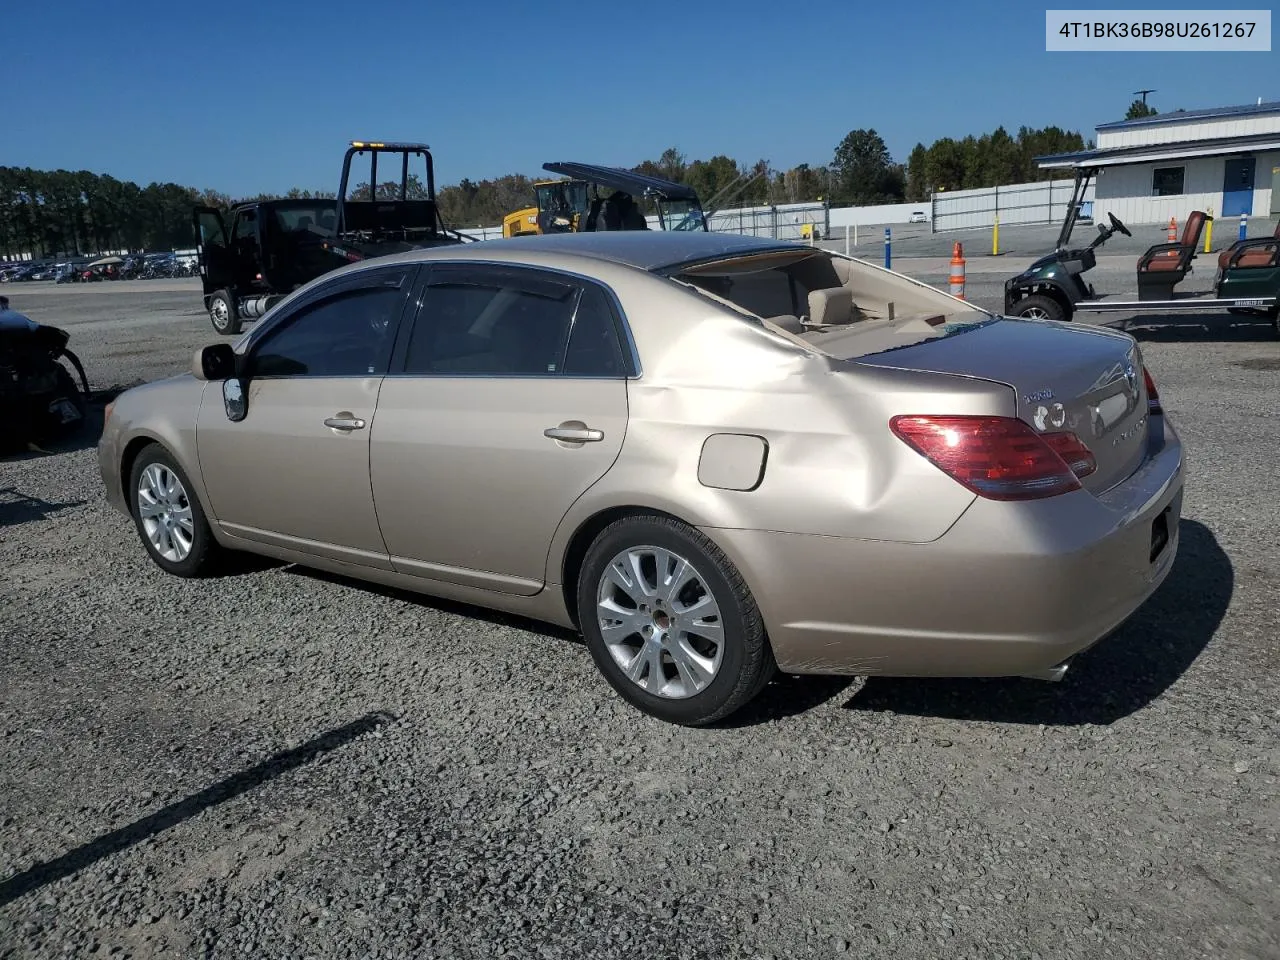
[851,318,1150,494]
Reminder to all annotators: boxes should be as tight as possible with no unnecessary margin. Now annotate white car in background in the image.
[908,211,928,224]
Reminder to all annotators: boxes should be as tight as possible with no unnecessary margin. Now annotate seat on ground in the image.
[597,196,625,231]
[577,198,603,232]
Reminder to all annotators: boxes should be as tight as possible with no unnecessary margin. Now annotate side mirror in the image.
[192,343,236,381]
[222,377,247,422]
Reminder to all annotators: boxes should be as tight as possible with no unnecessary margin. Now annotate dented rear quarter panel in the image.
[544,274,1018,589]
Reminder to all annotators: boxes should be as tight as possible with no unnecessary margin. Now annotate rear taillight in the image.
[1040,430,1097,479]
[1143,366,1162,415]
[889,415,1093,501]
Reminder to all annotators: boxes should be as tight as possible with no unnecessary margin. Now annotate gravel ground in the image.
[1,265,1278,960]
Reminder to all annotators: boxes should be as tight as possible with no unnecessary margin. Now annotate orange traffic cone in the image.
[949,242,966,300]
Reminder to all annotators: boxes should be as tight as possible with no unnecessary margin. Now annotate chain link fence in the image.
[931,179,1093,232]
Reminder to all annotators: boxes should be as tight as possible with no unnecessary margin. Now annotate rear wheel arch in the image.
[571,510,778,725]
[559,505,697,631]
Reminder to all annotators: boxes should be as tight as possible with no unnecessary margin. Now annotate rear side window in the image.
[402,267,626,377]
[273,203,337,234]
[563,283,625,376]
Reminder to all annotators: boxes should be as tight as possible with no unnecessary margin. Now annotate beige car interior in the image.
[673,250,975,358]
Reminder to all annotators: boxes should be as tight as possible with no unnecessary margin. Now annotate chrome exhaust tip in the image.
[1020,661,1070,682]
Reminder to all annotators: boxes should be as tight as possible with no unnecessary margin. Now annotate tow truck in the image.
[192,141,471,335]
[1003,164,1278,335]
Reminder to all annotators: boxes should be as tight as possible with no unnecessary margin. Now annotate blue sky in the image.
[5,0,1276,198]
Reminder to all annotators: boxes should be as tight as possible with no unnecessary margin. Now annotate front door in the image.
[369,263,631,594]
[196,264,417,569]
[1222,157,1256,217]
[192,206,232,295]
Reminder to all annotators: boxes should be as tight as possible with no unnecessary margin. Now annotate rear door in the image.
[369,262,631,595]
[192,206,232,294]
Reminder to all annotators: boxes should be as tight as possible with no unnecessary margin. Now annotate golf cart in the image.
[1003,165,1278,334]
[193,141,471,335]
[502,162,709,238]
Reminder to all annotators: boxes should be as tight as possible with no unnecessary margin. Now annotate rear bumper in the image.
[705,417,1185,679]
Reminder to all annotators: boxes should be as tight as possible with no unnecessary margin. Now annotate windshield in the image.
[536,181,588,217]
[274,202,337,234]
[662,198,706,231]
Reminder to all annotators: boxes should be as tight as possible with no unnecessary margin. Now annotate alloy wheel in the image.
[137,463,195,562]
[595,545,725,699]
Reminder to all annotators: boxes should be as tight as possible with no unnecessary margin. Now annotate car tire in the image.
[1011,294,1068,323]
[209,289,242,336]
[128,442,223,578]
[576,515,776,726]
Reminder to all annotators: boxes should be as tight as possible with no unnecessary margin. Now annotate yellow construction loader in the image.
[502,178,591,237]
[501,162,709,237]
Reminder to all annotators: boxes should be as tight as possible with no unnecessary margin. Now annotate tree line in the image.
[0,122,1090,258]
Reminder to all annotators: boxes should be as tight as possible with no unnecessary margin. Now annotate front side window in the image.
[250,273,409,378]
[197,212,227,249]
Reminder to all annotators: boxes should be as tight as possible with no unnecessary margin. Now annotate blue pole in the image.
[884,227,891,269]
[1238,213,1247,242]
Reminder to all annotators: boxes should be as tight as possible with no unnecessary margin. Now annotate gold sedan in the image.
[99,231,1183,725]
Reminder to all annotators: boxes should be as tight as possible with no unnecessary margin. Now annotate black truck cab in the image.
[192,141,469,335]
[193,199,341,334]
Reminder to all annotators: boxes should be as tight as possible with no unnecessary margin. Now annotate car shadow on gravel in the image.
[716,674,859,727]
[0,711,394,909]
[288,567,585,644]
[0,486,88,527]
[294,569,867,727]
[841,519,1231,726]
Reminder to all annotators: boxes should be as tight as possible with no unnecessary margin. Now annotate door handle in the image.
[544,425,604,443]
[324,415,366,431]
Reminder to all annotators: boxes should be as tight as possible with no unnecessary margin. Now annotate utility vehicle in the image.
[1003,165,1278,334]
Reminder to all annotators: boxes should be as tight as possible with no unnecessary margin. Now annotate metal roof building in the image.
[1036,99,1280,226]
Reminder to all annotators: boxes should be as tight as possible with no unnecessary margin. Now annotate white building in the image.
[1038,100,1280,226]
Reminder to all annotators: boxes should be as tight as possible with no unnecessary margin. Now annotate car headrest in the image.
[807,286,853,326]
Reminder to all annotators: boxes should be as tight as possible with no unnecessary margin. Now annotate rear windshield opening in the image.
[678,251,842,321]
[672,248,987,333]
